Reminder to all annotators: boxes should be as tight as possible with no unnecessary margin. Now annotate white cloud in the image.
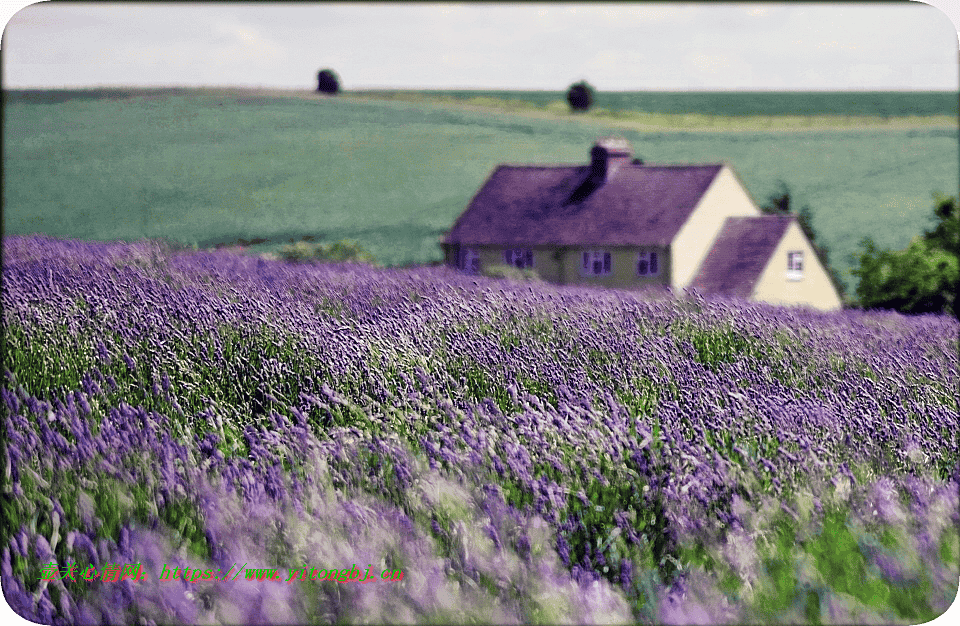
[209,22,285,65]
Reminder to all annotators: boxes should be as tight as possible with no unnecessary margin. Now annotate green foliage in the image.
[1,321,97,398]
[316,68,341,95]
[925,193,960,256]
[451,359,513,414]
[481,263,541,282]
[744,506,942,624]
[614,377,659,420]
[278,239,377,265]
[852,195,958,316]
[518,376,557,408]
[561,455,680,612]
[566,81,595,112]
[939,532,959,566]
[681,326,765,372]
[807,511,877,602]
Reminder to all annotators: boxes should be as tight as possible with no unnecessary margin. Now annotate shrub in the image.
[481,263,541,282]
[317,68,341,95]
[566,81,595,112]
[852,195,958,316]
[278,239,377,265]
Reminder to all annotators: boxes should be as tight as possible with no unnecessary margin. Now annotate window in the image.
[787,251,803,280]
[637,251,659,276]
[504,248,534,269]
[460,248,481,274]
[581,250,612,276]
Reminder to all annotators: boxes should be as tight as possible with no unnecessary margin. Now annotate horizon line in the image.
[4,84,959,94]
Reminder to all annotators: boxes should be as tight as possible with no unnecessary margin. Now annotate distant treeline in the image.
[357,89,959,118]
[7,88,957,117]
[3,88,206,105]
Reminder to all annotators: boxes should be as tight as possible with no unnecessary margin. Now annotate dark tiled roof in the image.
[691,215,795,298]
[444,163,724,246]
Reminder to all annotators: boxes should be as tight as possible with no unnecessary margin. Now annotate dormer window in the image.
[787,251,803,281]
[637,251,659,276]
[504,248,534,269]
[581,250,612,276]
[460,248,481,274]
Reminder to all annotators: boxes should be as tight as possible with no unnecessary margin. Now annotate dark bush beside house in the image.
[317,68,340,95]
[566,80,595,112]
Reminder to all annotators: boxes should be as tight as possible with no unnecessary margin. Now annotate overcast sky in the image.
[2,1,958,91]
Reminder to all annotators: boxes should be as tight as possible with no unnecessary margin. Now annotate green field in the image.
[3,88,957,295]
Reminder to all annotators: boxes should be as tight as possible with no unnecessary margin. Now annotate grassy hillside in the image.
[353,89,958,130]
[3,236,958,624]
[3,88,957,294]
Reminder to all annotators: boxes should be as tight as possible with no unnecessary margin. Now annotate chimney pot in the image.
[590,137,633,183]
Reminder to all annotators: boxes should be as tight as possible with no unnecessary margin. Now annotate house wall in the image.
[751,222,843,311]
[559,246,669,289]
[454,245,670,290]
[671,166,761,290]
[458,246,561,279]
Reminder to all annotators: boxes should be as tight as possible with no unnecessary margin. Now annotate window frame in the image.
[504,248,534,269]
[636,250,660,277]
[580,249,612,276]
[460,248,481,274]
[786,251,804,281]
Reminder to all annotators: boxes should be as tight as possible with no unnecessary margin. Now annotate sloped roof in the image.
[691,215,795,298]
[444,163,724,247]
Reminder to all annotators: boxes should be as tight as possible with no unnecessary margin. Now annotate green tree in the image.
[760,182,846,300]
[924,194,959,257]
[317,68,341,95]
[852,195,958,317]
[566,80,595,112]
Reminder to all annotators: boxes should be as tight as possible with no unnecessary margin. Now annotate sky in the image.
[1,1,959,91]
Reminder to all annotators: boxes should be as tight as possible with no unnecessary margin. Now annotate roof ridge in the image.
[495,163,724,169]
[633,163,724,168]
[729,214,797,221]
[496,163,585,169]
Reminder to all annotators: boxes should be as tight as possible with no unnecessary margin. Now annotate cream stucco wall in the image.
[457,245,669,290]
[751,222,843,311]
[460,246,561,280]
[560,246,669,289]
[671,166,761,290]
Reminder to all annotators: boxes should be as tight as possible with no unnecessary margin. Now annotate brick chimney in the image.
[590,137,633,183]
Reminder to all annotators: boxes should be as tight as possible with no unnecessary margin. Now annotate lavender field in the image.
[2,235,958,625]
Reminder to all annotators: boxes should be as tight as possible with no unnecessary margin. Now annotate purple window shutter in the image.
[650,252,658,274]
[638,259,648,275]
[583,252,589,269]
[603,252,611,272]
[526,249,532,267]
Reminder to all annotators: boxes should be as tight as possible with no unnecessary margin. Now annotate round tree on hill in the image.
[317,69,340,95]
[567,80,595,112]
